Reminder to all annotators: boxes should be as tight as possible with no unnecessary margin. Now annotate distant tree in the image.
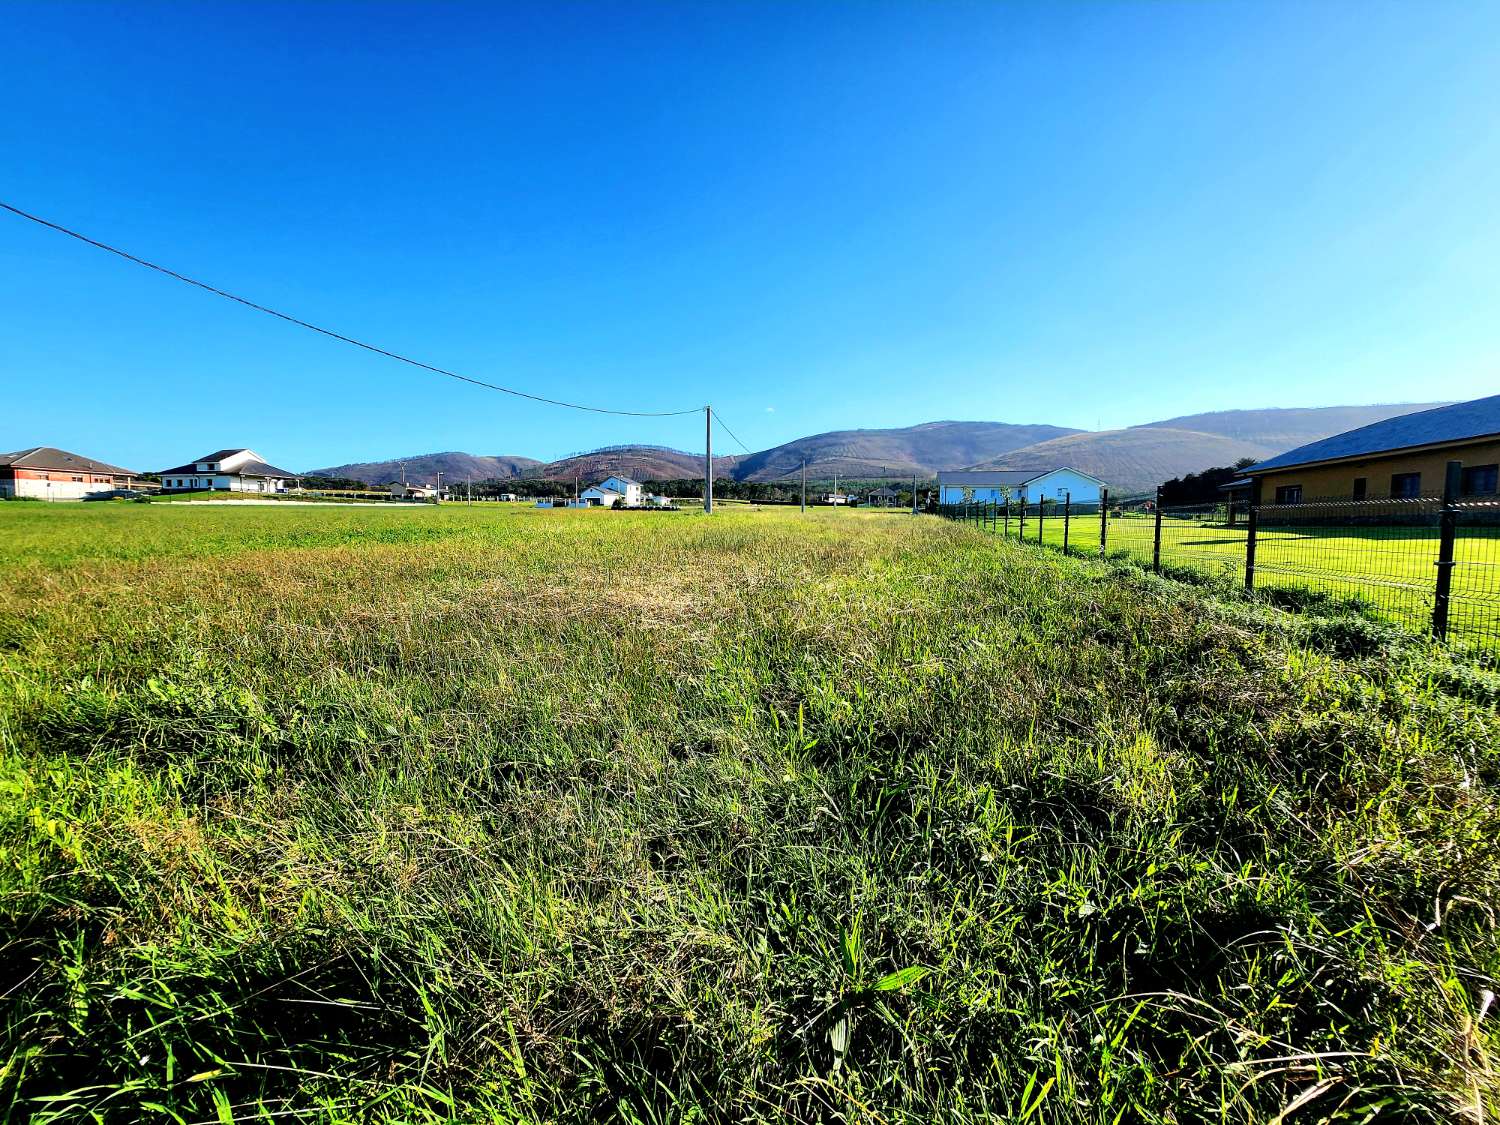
[1159,458,1258,506]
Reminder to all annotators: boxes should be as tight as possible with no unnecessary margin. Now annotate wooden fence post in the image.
[1099,487,1108,557]
[1433,460,1463,641]
[1152,487,1163,574]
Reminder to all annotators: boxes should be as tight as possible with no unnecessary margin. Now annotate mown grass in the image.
[972,508,1500,648]
[1,504,1498,1123]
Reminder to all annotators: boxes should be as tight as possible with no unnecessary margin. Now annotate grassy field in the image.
[2,502,1499,1123]
[970,509,1500,648]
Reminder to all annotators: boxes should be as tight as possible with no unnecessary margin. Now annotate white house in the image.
[937,468,1107,506]
[388,481,446,501]
[590,475,644,507]
[579,485,624,507]
[159,449,299,494]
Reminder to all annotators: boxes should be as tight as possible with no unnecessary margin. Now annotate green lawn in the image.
[2,503,1498,1122]
[968,509,1499,648]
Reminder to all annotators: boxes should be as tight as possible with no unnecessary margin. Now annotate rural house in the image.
[937,467,1107,506]
[1244,394,1500,503]
[159,449,299,494]
[579,475,643,507]
[0,446,141,500]
[389,481,446,501]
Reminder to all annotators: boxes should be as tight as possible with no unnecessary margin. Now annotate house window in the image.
[1274,484,1302,505]
[1352,477,1367,500]
[1390,472,1422,499]
[1461,464,1498,496]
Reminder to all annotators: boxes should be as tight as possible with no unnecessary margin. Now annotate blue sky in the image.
[2,1,1498,471]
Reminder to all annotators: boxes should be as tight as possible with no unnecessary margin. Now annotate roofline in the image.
[1248,431,1500,476]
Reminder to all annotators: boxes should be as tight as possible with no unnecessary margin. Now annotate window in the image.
[1390,472,1422,499]
[1352,477,1367,500]
[1461,464,1498,496]
[1274,484,1302,504]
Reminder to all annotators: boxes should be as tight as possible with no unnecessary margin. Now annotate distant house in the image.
[589,475,643,507]
[937,468,1107,505]
[867,486,901,507]
[388,481,446,501]
[159,449,299,494]
[1244,394,1500,503]
[645,493,675,508]
[0,446,141,500]
[579,485,624,507]
[822,493,850,505]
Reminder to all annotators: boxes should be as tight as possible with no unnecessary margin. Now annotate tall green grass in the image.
[1,505,1497,1122]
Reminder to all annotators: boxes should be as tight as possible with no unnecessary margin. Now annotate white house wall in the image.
[1024,470,1104,504]
[4,478,118,500]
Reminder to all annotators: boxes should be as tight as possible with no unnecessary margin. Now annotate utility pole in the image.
[801,459,807,513]
[400,461,406,487]
[435,471,442,503]
[704,406,713,514]
[912,473,918,515]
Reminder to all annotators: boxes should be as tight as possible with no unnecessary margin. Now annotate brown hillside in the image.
[539,447,742,482]
[973,428,1266,494]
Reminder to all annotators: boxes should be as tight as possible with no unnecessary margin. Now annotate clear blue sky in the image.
[3,1,1498,471]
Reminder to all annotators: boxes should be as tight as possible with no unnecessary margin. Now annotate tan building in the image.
[1245,395,1500,504]
[0,446,141,499]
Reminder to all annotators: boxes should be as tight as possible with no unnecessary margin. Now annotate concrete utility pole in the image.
[704,406,713,514]
[801,459,807,513]
[435,471,443,503]
[912,473,918,515]
[400,461,406,487]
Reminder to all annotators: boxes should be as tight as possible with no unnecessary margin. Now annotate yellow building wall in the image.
[1252,439,1500,501]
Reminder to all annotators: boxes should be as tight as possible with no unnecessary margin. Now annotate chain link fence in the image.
[938,466,1500,656]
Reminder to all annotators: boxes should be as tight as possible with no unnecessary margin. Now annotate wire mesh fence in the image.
[937,480,1500,657]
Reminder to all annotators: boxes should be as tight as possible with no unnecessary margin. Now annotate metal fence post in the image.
[1152,487,1163,574]
[1063,492,1071,554]
[1099,487,1108,557]
[1004,495,1010,538]
[1038,497,1045,545]
[1244,479,1260,590]
[1433,460,1463,641]
[1019,495,1026,541]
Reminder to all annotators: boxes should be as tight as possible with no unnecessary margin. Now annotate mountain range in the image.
[308,402,1448,494]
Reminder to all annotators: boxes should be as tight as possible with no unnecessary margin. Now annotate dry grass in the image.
[0,502,1498,1123]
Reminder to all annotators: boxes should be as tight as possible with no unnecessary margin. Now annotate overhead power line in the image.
[0,200,701,419]
[710,409,756,456]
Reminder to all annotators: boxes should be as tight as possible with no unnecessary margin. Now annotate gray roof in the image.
[160,451,298,478]
[1251,394,1500,473]
[0,446,138,476]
